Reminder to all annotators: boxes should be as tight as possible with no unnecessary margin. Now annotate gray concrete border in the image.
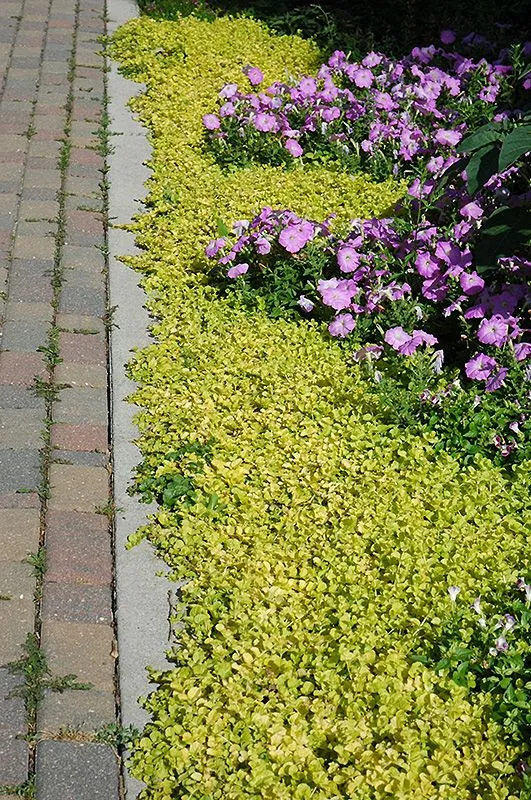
[107,1,172,796]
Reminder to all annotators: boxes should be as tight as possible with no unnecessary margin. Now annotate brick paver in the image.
[0,0,119,793]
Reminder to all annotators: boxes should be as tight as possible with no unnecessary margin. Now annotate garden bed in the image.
[112,13,530,800]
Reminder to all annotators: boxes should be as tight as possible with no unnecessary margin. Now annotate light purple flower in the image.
[285,139,303,157]
[298,295,314,313]
[440,29,456,45]
[227,263,249,279]
[427,155,445,174]
[459,271,485,295]
[460,201,484,220]
[471,597,482,615]
[384,326,411,351]
[328,313,356,338]
[219,101,236,117]
[465,352,497,381]
[255,237,271,255]
[495,636,509,653]
[434,129,462,147]
[433,349,444,374]
[514,342,531,361]
[232,219,250,235]
[352,67,374,88]
[244,65,264,86]
[337,246,360,273]
[203,113,221,131]
[478,315,509,347]
[205,237,226,258]
[448,585,460,602]
[254,112,277,133]
[299,77,317,97]
[415,250,440,278]
[319,278,356,311]
[504,614,517,632]
[278,222,314,254]
[219,83,238,99]
[485,367,509,392]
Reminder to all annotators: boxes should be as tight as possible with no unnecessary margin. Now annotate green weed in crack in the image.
[8,633,93,718]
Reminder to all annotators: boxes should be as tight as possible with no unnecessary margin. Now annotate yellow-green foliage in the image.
[112,15,531,800]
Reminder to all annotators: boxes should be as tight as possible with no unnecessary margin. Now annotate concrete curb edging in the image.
[107,1,172,796]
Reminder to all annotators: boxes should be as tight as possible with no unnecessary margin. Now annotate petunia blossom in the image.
[459,271,485,295]
[205,237,226,258]
[227,262,249,279]
[337,246,361,273]
[440,29,456,44]
[384,326,411,351]
[460,201,484,220]
[434,128,462,147]
[278,224,310,253]
[244,65,264,86]
[514,342,531,361]
[485,367,509,392]
[448,585,460,602]
[478,315,509,347]
[298,295,314,313]
[328,313,356,338]
[203,113,221,130]
[254,112,278,133]
[319,278,356,311]
[465,352,497,381]
[284,139,303,157]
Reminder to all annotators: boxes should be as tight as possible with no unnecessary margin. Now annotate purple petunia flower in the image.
[448,585,460,602]
[440,29,456,45]
[485,367,509,392]
[384,326,411,351]
[255,236,271,255]
[299,77,317,97]
[460,201,484,220]
[495,635,509,653]
[298,295,314,313]
[219,83,238,99]
[244,65,264,86]
[459,271,485,295]
[504,614,517,632]
[319,278,356,311]
[285,139,303,157]
[227,263,249,279]
[337,246,361,273]
[203,113,221,130]
[465,352,497,381]
[278,222,314,253]
[478,315,509,347]
[434,128,462,147]
[205,237,226,258]
[254,112,278,133]
[514,342,531,361]
[328,313,356,337]
[415,250,440,278]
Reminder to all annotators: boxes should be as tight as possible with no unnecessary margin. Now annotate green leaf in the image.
[474,206,531,270]
[216,217,230,237]
[457,123,502,155]
[498,124,531,171]
[466,143,500,195]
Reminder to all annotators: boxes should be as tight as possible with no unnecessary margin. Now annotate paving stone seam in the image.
[0,1,57,792]
[35,0,122,793]
[28,0,81,781]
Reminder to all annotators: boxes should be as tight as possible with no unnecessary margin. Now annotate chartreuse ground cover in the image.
[111,15,531,800]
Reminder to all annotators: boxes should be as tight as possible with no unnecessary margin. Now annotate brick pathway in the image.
[0,0,120,795]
